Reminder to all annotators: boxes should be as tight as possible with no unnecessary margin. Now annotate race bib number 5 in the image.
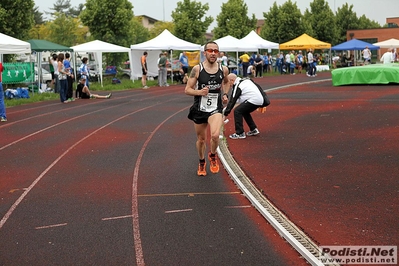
[199,93,218,112]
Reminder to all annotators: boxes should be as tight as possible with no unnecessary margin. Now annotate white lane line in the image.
[0,102,167,230]
[164,209,193,214]
[35,223,68,230]
[131,105,189,266]
[224,205,252,209]
[0,90,180,149]
[0,103,123,151]
[0,89,180,130]
[102,215,133,221]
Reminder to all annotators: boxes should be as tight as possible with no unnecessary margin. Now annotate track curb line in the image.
[218,78,339,266]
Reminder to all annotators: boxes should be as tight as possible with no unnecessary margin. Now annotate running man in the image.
[185,41,229,176]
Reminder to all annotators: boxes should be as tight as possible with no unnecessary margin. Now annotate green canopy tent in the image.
[27,39,73,53]
[27,39,73,91]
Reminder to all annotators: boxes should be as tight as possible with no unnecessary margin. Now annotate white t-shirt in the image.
[221,55,228,66]
[233,78,264,106]
[362,48,371,60]
[52,60,59,75]
[307,52,314,63]
[247,65,254,74]
[285,54,291,63]
[380,52,392,64]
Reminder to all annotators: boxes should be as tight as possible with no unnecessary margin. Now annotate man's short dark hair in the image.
[204,41,218,50]
[144,51,148,55]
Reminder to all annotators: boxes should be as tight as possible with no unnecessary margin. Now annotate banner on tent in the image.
[2,63,33,84]
[186,51,200,67]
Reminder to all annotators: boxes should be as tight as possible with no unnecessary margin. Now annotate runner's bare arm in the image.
[185,65,207,96]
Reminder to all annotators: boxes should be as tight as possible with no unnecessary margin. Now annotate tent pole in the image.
[36,52,41,95]
[236,51,238,76]
[170,50,173,84]
[128,49,134,81]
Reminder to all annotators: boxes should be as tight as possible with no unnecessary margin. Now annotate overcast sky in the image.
[35,0,398,31]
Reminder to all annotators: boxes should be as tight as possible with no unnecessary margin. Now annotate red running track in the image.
[225,72,399,247]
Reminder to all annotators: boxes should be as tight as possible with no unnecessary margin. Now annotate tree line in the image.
[0,0,384,65]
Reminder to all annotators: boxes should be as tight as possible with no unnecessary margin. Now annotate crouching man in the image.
[224,73,270,139]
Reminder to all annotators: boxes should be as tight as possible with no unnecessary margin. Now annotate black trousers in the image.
[242,62,249,77]
[255,64,263,77]
[233,100,259,134]
[66,76,73,99]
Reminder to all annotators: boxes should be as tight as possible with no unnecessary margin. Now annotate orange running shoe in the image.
[197,162,207,176]
[208,152,220,173]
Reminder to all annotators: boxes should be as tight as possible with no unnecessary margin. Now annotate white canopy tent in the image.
[130,29,201,79]
[0,33,32,91]
[373,38,399,60]
[373,38,399,48]
[211,35,258,52]
[240,30,279,50]
[0,33,31,54]
[71,40,132,86]
[208,35,258,75]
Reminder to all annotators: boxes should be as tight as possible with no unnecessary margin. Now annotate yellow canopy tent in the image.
[279,33,331,50]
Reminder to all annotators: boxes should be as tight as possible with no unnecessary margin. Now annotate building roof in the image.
[136,14,159,23]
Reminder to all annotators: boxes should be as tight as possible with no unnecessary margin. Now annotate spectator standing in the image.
[313,53,319,76]
[157,53,162,86]
[362,46,371,65]
[50,54,59,93]
[380,48,393,64]
[158,52,168,87]
[220,52,228,67]
[285,52,291,74]
[262,52,269,73]
[141,52,149,89]
[307,49,315,77]
[57,53,71,103]
[273,53,279,72]
[268,54,273,72]
[79,57,90,87]
[249,52,256,66]
[289,59,296,75]
[239,52,250,77]
[297,51,304,74]
[278,52,284,74]
[290,51,295,67]
[49,54,57,91]
[254,54,263,77]
[185,41,229,176]
[64,53,74,101]
[0,61,7,122]
[179,51,189,75]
